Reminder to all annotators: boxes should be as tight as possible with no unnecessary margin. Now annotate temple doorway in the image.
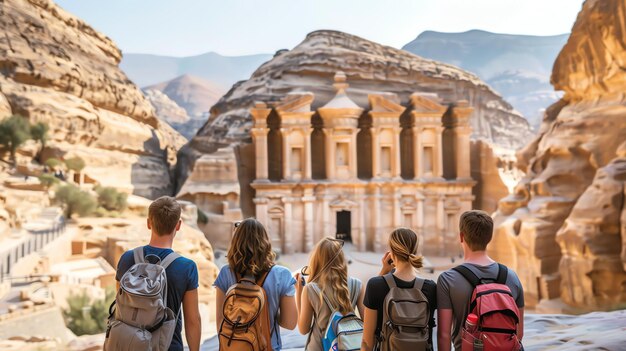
[336,210,352,242]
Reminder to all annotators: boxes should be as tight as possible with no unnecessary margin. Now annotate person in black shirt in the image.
[361,228,437,350]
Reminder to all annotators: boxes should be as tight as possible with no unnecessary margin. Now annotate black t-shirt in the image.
[363,274,437,345]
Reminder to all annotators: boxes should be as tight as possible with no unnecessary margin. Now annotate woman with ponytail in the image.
[295,237,365,350]
[360,228,437,351]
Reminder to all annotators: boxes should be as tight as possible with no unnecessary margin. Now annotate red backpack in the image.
[453,263,521,351]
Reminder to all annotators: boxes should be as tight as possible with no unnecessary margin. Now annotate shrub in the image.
[38,173,59,189]
[45,157,63,170]
[64,156,86,172]
[64,288,114,336]
[54,184,97,217]
[95,186,128,212]
[0,115,31,164]
[30,122,49,160]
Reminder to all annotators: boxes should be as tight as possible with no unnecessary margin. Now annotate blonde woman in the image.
[295,237,365,350]
[361,228,437,351]
[213,218,298,351]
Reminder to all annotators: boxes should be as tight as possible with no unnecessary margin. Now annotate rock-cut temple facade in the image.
[250,72,475,254]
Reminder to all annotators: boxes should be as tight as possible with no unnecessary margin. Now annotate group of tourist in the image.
[105,196,525,351]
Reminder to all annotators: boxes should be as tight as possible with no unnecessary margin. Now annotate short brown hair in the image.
[460,210,493,251]
[227,218,275,278]
[148,196,181,236]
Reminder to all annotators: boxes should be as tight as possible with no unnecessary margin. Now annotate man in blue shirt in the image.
[116,196,201,351]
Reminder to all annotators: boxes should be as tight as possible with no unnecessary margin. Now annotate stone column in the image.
[321,191,330,242]
[251,127,269,181]
[371,128,380,178]
[372,187,382,252]
[281,128,291,180]
[416,193,425,234]
[392,190,401,228]
[435,127,444,178]
[283,198,294,254]
[358,196,367,251]
[393,127,402,178]
[349,130,358,179]
[436,195,446,255]
[253,197,269,227]
[455,126,472,180]
[303,127,313,180]
[323,128,335,179]
[303,192,315,252]
[412,127,422,179]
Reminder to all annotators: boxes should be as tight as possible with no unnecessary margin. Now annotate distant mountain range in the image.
[402,30,569,127]
[120,51,272,88]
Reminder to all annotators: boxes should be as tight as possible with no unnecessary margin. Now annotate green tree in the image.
[54,183,96,217]
[30,122,49,162]
[45,157,63,170]
[64,156,86,173]
[64,288,114,336]
[95,186,128,211]
[38,173,59,189]
[0,115,31,164]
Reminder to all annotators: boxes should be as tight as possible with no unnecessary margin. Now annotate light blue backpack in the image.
[311,278,363,351]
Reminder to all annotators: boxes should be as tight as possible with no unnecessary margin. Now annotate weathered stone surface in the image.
[177,30,533,196]
[470,140,510,213]
[143,89,190,125]
[491,0,626,311]
[0,0,185,198]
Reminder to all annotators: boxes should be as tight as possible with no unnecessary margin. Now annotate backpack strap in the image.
[160,252,181,270]
[496,263,508,284]
[258,265,274,286]
[413,277,425,291]
[133,246,145,264]
[310,282,335,311]
[348,278,361,307]
[452,264,481,288]
[382,273,397,289]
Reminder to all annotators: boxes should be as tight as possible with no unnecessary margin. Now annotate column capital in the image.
[253,197,269,205]
[250,127,269,137]
[322,128,334,136]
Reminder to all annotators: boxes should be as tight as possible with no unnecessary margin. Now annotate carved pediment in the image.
[275,92,315,113]
[409,93,447,115]
[330,197,358,209]
[369,93,405,114]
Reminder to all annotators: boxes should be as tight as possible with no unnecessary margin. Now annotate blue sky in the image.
[56,0,584,57]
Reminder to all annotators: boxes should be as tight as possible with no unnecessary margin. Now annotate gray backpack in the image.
[104,247,181,351]
[378,273,430,351]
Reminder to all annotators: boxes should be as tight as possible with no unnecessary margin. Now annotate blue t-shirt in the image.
[213,264,296,350]
[116,245,199,351]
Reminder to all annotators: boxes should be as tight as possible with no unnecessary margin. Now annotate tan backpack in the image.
[378,273,430,351]
[219,267,273,351]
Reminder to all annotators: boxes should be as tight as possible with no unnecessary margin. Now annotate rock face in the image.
[0,0,185,198]
[178,30,533,200]
[491,0,626,311]
[143,89,190,125]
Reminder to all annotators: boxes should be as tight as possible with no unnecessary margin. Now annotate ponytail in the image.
[389,228,423,269]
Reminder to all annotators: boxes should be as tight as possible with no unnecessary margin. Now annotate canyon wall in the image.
[491,0,626,311]
[0,0,185,198]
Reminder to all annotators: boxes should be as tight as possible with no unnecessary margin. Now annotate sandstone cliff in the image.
[491,0,626,311]
[0,0,186,198]
[178,30,533,200]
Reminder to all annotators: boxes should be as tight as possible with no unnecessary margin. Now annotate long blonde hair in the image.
[227,218,276,278]
[307,237,352,314]
[389,228,423,269]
